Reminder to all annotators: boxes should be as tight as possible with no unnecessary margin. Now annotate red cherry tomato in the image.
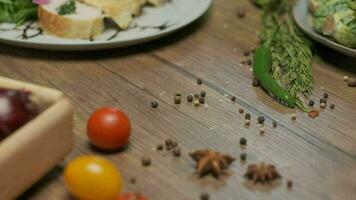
[117,192,149,200]
[87,108,131,150]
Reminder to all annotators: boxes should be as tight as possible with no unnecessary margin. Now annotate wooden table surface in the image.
[1,0,356,199]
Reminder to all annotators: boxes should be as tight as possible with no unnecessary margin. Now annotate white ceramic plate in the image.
[293,0,356,58]
[0,0,212,51]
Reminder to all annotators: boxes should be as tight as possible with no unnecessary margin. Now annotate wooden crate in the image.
[0,77,74,200]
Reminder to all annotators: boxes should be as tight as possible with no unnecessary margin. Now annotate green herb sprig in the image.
[57,0,76,16]
[0,0,38,25]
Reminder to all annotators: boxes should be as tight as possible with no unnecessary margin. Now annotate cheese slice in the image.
[38,0,104,39]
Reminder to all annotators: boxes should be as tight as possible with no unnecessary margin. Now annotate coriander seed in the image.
[320,103,326,109]
[174,96,181,104]
[291,114,297,120]
[194,100,200,107]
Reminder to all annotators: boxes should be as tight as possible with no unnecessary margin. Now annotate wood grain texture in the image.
[0,0,355,199]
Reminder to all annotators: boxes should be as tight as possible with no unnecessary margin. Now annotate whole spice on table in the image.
[141,156,151,166]
[165,138,173,146]
[237,8,246,19]
[308,100,315,107]
[287,180,293,189]
[244,163,281,184]
[194,100,200,107]
[252,78,260,87]
[257,116,265,124]
[244,50,250,57]
[190,149,235,178]
[174,96,181,104]
[272,120,277,128]
[240,153,247,162]
[323,93,328,98]
[200,192,210,200]
[259,127,266,134]
[187,94,194,102]
[308,110,319,118]
[320,103,326,109]
[199,97,205,104]
[231,96,237,102]
[200,91,206,97]
[343,76,349,81]
[157,143,164,151]
[245,119,251,126]
[320,98,327,104]
[245,113,251,120]
[239,108,245,114]
[330,104,335,109]
[151,101,158,108]
[240,137,247,146]
[175,92,182,97]
[246,59,252,65]
[173,147,181,157]
[197,78,203,85]
[347,78,356,87]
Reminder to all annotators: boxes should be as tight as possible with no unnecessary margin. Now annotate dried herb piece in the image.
[244,163,281,183]
[308,110,319,118]
[165,139,173,146]
[190,149,235,178]
[130,176,136,184]
[239,108,244,114]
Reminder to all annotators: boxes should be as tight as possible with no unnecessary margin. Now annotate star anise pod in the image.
[244,163,281,183]
[190,149,235,178]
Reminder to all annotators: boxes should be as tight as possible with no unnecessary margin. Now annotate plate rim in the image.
[0,0,212,50]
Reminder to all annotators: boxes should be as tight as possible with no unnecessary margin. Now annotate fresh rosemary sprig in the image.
[255,0,314,102]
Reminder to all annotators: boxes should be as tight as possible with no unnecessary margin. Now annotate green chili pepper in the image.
[253,27,298,108]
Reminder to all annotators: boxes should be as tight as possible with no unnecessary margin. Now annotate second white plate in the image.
[0,0,212,51]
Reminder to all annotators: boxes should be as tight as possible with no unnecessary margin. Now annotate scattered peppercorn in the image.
[252,78,260,87]
[308,100,315,107]
[246,59,252,65]
[272,120,277,128]
[165,139,173,146]
[240,137,247,146]
[151,101,158,108]
[157,143,164,151]
[141,156,151,166]
[291,114,297,120]
[243,50,250,57]
[197,78,203,85]
[194,94,200,99]
[187,94,194,102]
[240,153,247,162]
[320,98,327,104]
[257,116,265,124]
[174,96,181,104]
[231,96,237,102]
[287,180,293,189]
[330,104,335,109]
[320,103,326,109]
[130,176,136,184]
[323,93,328,98]
[347,78,356,87]
[259,127,266,134]
[199,97,205,104]
[200,91,206,97]
[239,108,244,114]
[194,100,200,107]
[237,8,246,19]
[245,113,251,120]
[200,192,210,200]
[173,147,181,157]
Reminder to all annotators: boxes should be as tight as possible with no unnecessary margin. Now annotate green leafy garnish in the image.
[57,0,76,16]
[254,0,314,102]
[0,0,38,25]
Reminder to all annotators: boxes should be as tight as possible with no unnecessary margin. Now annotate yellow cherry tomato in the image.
[64,155,122,200]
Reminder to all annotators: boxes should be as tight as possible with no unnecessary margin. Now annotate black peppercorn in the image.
[165,139,173,146]
[240,153,247,161]
[252,78,260,87]
[200,91,206,97]
[197,78,203,85]
[330,104,335,109]
[243,50,250,57]
[257,116,265,124]
[187,95,193,102]
[240,137,247,146]
[141,156,151,166]
[199,97,205,104]
[245,113,251,120]
[308,100,315,107]
[323,93,328,98]
[231,96,237,102]
[246,59,252,65]
[174,96,181,104]
[151,101,159,108]
[157,143,164,151]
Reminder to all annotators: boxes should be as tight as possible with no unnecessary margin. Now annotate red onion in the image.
[0,89,38,141]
